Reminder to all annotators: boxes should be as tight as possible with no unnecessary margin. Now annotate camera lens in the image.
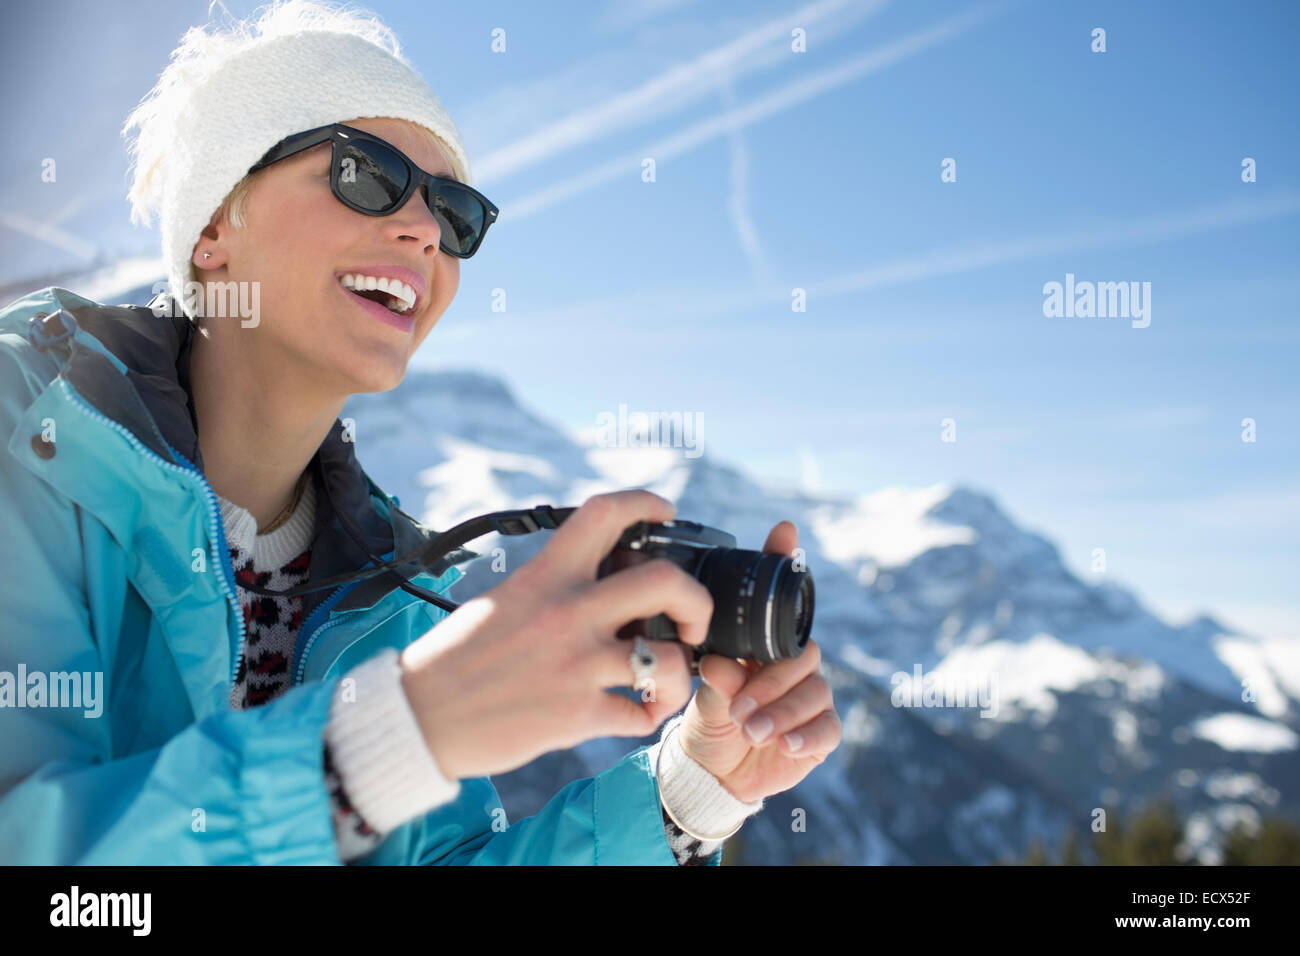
[694,548,815,662]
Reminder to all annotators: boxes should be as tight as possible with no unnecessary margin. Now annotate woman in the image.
[0,0,840,865]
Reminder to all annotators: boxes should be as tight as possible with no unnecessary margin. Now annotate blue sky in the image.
[1,0,1297,641]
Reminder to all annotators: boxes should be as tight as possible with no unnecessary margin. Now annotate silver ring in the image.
[629,635,657,691]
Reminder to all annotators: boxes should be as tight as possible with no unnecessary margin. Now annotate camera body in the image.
[596,519,814,666]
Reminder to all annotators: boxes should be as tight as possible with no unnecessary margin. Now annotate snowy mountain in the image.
[343,369,1300,865]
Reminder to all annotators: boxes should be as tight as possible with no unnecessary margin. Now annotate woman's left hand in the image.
[675,521,842,804]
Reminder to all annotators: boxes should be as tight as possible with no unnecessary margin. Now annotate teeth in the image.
[338,273,417,313]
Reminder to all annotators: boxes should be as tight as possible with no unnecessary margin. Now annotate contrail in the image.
[0,211,98,261]
[474,0,880,183]
[501,1,1007,221]
[814,191,1300,298]
[478,191,1300,325]
[721,69,769,285]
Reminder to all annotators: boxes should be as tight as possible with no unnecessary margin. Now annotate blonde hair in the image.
[124,0,455,234]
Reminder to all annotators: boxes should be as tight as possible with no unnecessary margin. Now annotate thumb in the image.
[694,654,750,725]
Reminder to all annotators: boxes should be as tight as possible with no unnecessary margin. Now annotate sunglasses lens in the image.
[334,135,489,256]
[337,140,410,211]
[430,184,487,257]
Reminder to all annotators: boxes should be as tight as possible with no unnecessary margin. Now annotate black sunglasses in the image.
[247,123,499,259]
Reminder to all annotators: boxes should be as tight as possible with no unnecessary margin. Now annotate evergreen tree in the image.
[1010,797,1300,865]
[1222,818,1300,865]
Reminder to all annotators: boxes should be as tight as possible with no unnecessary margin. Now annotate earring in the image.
[203,253,211,259]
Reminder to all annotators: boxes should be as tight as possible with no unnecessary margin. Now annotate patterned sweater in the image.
[218,476,763,865]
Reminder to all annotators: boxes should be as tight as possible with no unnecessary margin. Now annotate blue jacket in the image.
[0,286,705,865]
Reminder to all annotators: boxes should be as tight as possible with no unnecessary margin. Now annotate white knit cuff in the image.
[651,713,764,841]
[323,648,460,834]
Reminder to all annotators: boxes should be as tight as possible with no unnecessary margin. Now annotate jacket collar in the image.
[41,291,450,618]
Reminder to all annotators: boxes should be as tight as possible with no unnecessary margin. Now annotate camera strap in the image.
[236,501,577,609]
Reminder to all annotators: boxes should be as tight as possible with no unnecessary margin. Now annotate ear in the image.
[192,219,229,273]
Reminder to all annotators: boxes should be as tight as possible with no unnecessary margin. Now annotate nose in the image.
[383,185,442,256]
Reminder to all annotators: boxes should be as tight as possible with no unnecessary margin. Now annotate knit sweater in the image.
[218,476,763,865]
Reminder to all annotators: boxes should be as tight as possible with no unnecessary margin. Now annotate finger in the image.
[534,490,675,582]
[693,654,751,723]
[777,708,842,760]
[591,679,690,739]
[582,558,713,647]
[591,637,691,698]
[762,520,798,556]
[733,672,833,747]
[591,688,659,738]
[726,639,822,725]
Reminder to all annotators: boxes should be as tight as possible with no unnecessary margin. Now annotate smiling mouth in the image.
[337,282,417,334]
[338,273,418,314]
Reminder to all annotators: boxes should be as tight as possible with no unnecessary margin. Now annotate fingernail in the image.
[744,714,773,744]
[730,696,758,727]
[784,731,804,752]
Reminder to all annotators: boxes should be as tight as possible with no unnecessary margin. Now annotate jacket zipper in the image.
[293,551,414,685]
[58,377,418,696]
[293,584,354,686]
[57,379,247,694]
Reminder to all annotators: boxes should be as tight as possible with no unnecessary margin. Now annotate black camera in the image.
[341,504,814,667]
[596,519,815,666]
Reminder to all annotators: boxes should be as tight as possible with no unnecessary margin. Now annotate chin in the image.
[340,351,410,395]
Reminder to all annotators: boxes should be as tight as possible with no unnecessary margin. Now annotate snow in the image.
[956,785,1017,823]
[840,699,883,747]
[582,445,683,487]
[415,435,563,527]
[808,482,976,568]
[1260,637,1300,700]
[1189,713,1299,753]
[1111,709,1140,752]
[920,633,1169,723]
[839,643,894,678]
[928,633,1111,721]
[1202,770,1279,804]
[1213,635,1293,718]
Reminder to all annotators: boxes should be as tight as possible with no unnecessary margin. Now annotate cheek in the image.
[426,256,459,318]
[439,257,461,305]
[275,211,353,301]
[411,258,458,347]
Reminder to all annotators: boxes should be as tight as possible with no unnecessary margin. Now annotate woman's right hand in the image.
[397,490,714,781]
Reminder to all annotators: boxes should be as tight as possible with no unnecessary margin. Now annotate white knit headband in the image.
[159,29,472,320]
